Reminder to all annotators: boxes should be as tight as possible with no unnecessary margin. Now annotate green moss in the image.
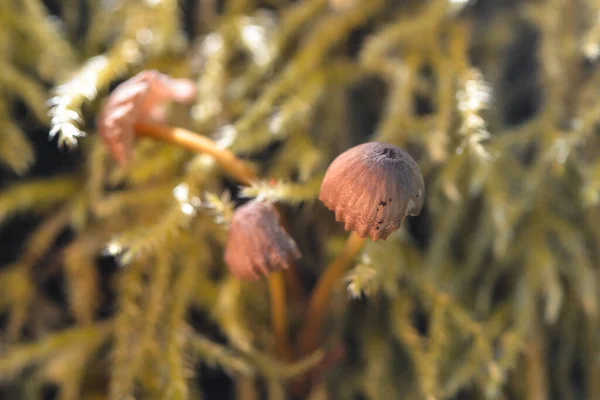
[0,0,599,398]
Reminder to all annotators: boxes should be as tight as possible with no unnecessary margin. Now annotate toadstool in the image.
[97,69,197,166]
[224,199,301,281]
[224,199,301,359]
[298,141,424,355]
[319,141,424,240]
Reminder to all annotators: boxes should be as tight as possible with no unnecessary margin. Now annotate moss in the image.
[0,0,600,399]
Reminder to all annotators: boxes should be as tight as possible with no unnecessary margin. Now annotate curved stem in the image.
[297,231,366,356]
[134,121,296,361]
[268,271,292,361]
[134,122,256,185]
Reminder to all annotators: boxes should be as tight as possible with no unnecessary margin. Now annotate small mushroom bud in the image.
[97,70,197,166]
[224,200,301,281]
[319,142,424,241]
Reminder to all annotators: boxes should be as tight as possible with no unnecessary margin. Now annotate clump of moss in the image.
[1,0,600,399]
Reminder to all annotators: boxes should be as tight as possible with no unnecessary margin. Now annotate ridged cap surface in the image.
[224,200,301,280]
[97,70,197,166]
[319,142,424,241]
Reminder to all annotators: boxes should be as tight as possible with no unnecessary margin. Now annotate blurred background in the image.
[1,0,600,399]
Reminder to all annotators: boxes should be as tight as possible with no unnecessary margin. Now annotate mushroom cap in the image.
[224,200,301,281]
[319,142,424,241]
[97,70,197,166]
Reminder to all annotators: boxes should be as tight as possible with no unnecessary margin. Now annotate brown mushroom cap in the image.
[319,142,424,241]
[97,70,197,166]
[224,200,301,281]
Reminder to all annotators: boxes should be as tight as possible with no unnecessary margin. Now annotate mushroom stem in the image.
[134,122,256,185]
[298,231,366,356]
[134,121,298,361]
[268,271,292,361]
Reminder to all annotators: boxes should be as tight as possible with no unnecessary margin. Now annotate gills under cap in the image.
[97,70,197,166]
[224,200,301,280]
[319,142,425,241]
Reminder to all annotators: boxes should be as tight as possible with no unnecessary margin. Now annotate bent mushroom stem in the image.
[268,271,293,361]
[134,122,256,185]
[298,230,366,356]
[134,121,299,361]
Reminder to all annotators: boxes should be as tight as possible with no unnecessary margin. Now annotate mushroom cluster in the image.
[222,141,424,282]
[95,67,427,395]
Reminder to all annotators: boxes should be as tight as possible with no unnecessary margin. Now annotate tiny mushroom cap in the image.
[97,69,197,166]
[224,200,301,281]
[319,142,425,241]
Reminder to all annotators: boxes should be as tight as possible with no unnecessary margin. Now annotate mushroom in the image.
[224,199,302,360]
[224,199,301,281]
[319,141,424,240]
[97,70,197,166]
[298,141,424,355]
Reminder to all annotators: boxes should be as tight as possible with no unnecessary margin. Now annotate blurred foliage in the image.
[1,0,600,399]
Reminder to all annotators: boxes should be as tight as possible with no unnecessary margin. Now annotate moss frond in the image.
[221,0,384,149]
[344,256,380,299]
[13,0,77,80]
[48,55,113,148]
[202,190,236,227]
[62,232,104,325]
[3,1,600,398]
[0,100,35,175]
[163,236,208,400]
[213,277,256,353]
[0,177,79,225]
[0,322,111,380]
[105,182,201,265]
[0,63,50,124]
[191,334,255,377]
[109,260,145,400]
[240,176,322,205]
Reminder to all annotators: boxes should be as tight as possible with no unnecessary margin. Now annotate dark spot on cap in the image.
[378,147,397,158]
[318,141,425,241]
